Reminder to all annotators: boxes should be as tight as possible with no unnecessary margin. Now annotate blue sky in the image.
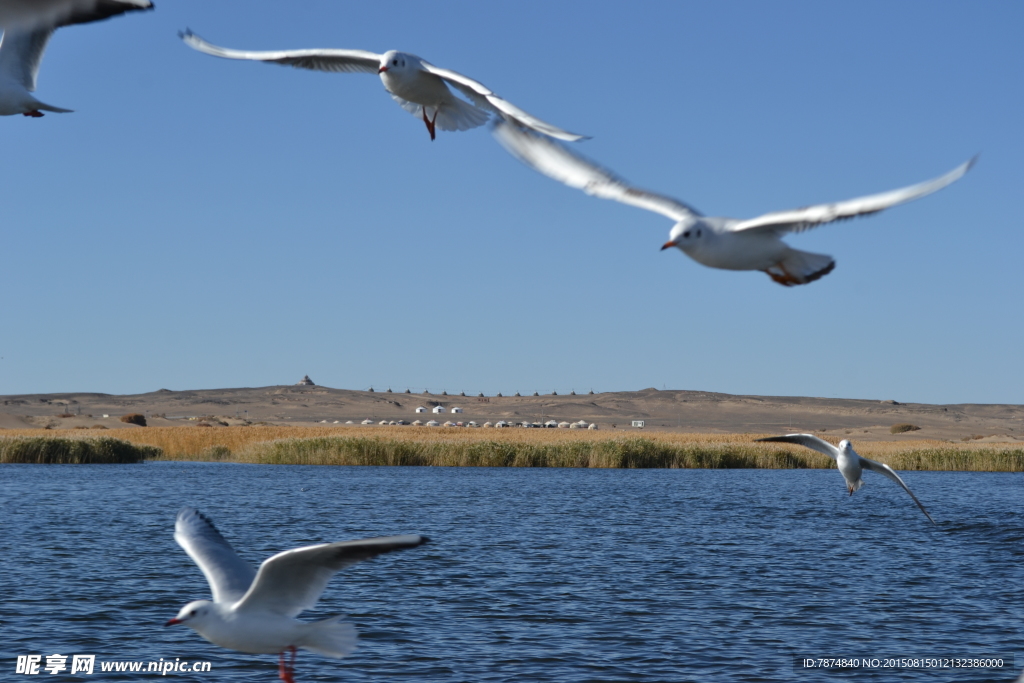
[1,1,1020,404]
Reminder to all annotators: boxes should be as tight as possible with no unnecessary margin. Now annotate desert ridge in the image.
[1,381,1021,443]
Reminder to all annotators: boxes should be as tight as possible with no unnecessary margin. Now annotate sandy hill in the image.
[1,386,1022,442]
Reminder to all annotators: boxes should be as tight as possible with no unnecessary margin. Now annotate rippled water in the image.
[3,463,1023,681]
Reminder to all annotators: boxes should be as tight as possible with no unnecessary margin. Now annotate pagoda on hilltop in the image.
[296,375,315,386]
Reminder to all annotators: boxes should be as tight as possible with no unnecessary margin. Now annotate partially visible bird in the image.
[0,0,153,117]
[179,30,587,143]
[493,120,974,286]
[756,434,936,524]
[166,508,429,683]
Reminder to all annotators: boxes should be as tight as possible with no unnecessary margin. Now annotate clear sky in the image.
[1,1,1020,404]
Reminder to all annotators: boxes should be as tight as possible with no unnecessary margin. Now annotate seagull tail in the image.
[764,248,835,286]
[298,616,357,659]
[34,101,74,114]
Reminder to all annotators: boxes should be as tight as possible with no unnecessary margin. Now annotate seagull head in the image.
[378,50,414,76]
[165,600,214,629]
[661,219,702,252]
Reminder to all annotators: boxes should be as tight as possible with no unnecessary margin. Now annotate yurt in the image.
[483,422,493,428]
[432,405,445,414]
[412,420,423,426]
[361,419,374,425]
[588,423,598,430]
[558,421,571,429]
[450,406,463,413]
[415,406,427,413]
[427,420,440,427]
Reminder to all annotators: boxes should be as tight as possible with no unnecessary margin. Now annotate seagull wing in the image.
[859,457,937,525]
[755,433,840,461]
[174,508,257,605]
[493,120,700,222]
[0,27,53,91]
[234,535,429,617]
[179,30,380,75]
[731,157,976,235]
[0,0,152,30]
[422,62,587,142]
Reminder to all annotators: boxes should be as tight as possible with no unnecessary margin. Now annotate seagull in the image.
[756,434,936,524]
[166,508,429,683]
[493,121,975,285]
[0,0,153,117]
[179,30,586,143]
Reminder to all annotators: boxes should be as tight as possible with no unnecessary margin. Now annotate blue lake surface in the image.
[2,463,1023,682]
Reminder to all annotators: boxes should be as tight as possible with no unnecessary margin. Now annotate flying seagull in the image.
[166,508,429,683]
[179,30,587,143]
[493,120,974,285]
[756,434,936,524]
[0,0,153,117]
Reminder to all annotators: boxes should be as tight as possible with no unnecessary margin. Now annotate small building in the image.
[427,420,440,427]
[558,421,571,429]
[415,406,427,413]
[588,423,598,430]
[296,375,315,386]
[545,420,559,428]
[432,405,446,414]
[483,421,494,428]
[632,420,645,428]
[569,422,582,429]
[451,406,463,414]
[468,421,479,427]
[443,421,456,427]
[411,420,423,426]
[361,419,374,425]
[495,420,509,428]
[379,420,389,425]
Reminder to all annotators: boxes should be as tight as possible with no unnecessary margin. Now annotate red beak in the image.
[165,618,182,627]
[660,240,677,251]
[378,66,388,74]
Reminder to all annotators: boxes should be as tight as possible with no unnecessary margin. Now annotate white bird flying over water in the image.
[493,120,974,285]
[166,508,429,683]
[0,0,153,117]
[179,30,587,143]
[756,434,936,524]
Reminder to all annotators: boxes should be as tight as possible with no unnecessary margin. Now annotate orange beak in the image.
[378,66,388,74]
[660,240,677,251]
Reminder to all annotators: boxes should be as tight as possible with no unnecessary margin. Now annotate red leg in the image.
[278,646,297,683]
[422,106,436,141]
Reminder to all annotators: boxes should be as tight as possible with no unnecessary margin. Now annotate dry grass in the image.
[1,426,1022,470]
[0,435,160,464]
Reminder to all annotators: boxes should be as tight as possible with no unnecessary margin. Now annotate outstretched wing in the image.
[493,120,700,222]
[422,62,587,142]
[860,457,937,525]
[0,27,53,91]
[234,535,429,617]
[180,29,380,75]
[731,157,976,235]
[755,433,840,461]
[174,508,256,604]
[0,0,152,30]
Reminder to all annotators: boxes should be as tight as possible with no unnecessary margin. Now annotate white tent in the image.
[427,420,440,427]
[558,421,570,429]
[415,406,427,413]
[361,419,374,425]
[443,421,456,427]
[495,420,509,428]
[432,405,445,414]
[451,406,463,413]
[588,423,598,430]
[379,420,389,425]
[545,420,559,428]
[483,422,493,428]
[412,420,423,426]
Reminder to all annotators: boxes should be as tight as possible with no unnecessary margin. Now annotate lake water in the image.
[2,463,1023,682]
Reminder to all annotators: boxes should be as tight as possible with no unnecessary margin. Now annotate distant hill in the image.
[2,386,1022,442]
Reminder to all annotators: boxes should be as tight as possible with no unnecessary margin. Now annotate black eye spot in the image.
[190,610,196,616]
[392,59,398,65]
[683,231,690,238]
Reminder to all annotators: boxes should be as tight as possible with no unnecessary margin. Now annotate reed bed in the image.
[1,426,1021,470]
[0,435,161,464]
